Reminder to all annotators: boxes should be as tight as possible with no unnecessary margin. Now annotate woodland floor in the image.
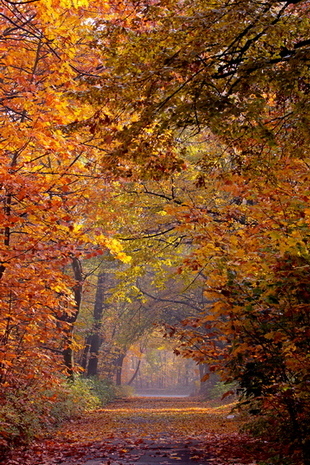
[3,397,269,465]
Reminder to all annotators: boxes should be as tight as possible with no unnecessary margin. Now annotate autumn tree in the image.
[0,0,134,446]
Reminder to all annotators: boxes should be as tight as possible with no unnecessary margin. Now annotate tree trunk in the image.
[198,364,215,396]
[115,353,125,386]
[87,273,105,377]
[80,335,91,371]
[62,257,83,379]
[87,333,102,377]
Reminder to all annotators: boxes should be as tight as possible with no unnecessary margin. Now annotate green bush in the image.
[49,377,101,424]
[89,377,116,404]
[89,378,135,401]
[114,384,135,398]
[207,381,237,400]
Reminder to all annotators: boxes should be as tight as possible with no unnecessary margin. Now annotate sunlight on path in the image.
[58,397,242,444]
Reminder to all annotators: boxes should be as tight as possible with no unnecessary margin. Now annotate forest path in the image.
[4,397,264,465]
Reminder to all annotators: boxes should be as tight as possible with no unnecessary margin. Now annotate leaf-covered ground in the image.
[3,397,269,465]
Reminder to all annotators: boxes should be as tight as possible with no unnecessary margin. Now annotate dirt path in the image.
[4,397,265,465]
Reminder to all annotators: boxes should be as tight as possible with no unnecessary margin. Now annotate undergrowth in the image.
[0,376,130,453]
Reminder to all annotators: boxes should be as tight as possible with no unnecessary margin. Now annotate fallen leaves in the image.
[3,397,269,465]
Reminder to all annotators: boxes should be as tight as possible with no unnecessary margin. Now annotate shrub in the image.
[49,377,101,424]
[0,384,52,447]
[89,377,116,404]
[207,381,237,401]
[0,375,134,455]
[241,397,310,465]
[114,384,135,398]
[0,376,101,450]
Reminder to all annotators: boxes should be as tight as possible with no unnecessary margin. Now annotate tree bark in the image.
[80,335,91,371]
[62,257,83,379]
[87,273,105,377]
[115,353,125,386]
[198,364,215,396]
